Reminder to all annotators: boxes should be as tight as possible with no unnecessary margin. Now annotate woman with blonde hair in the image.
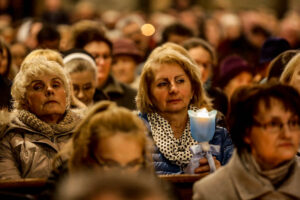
[280,52,300,93]
[66,101,153,173]
[137,43,233,174]
[22,49,64,66]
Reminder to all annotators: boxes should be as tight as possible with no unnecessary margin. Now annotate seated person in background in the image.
[63,49,97,106]
[0,40,12,110]
[217,55,253,102]
[160,23,194,45]
[183,38,228,116]
[37,23,61,50]
[55,171,173,200]
[0,57,80,179]
[10,42,29,71]
[73,28,137,110]
[137,43,233,175]
[111,38,142,90]
[193,83,300,199]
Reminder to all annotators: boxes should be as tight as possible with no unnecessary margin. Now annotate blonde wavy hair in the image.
[136,42,212,113]
[280,52,300,84]
[68,101,153,173]
[11,56,71,110]
[22,49,64,67]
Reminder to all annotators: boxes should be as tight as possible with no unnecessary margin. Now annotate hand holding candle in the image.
[184,109,218,174]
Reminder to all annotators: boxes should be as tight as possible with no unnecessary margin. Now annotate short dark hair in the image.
[73,28,112,52]
[161,23,194,44]
[228,82,300,152]
[37,24,61,44]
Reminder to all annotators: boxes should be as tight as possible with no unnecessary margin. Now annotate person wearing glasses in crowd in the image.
[193,82,300,199]
[41,101,152,199]
[73,27,137,110]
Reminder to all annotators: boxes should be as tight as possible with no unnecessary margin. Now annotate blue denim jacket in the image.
[139,113,234,174]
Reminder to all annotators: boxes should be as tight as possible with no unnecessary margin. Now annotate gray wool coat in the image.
[193,150,300,200]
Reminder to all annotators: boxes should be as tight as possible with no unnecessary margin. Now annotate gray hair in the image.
[64,58,97,84]
[12,56,71,110]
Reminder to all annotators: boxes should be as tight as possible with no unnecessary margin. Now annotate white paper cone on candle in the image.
[188,108,217,142]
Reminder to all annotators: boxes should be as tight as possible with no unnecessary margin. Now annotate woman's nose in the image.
[45,86,54,96]
[96,57,105,66]
[77,89,85,99]
[169,83,179,93]
[281,124,293,138]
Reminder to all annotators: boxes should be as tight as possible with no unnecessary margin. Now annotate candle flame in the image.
[196,108,209,118]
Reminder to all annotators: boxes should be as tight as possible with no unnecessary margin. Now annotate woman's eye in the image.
[288,119,300,127]
[268,121,280,128]
[52,82,61,88]
[33,84,43,91]
[157,82,168,87]
[83,84,92,90]
[176,79,185,84]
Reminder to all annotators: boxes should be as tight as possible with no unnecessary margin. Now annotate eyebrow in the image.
[52,78,63,82]
[155,74,186,82]
[29,77,63,85]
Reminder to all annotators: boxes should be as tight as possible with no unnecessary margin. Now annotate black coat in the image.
[93,75,137,110]
[0,75,12,110]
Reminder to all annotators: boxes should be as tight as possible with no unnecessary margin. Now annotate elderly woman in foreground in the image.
[0,57,80,179]
[193,83,300,199]
[137,43,233,174]
[67,101,153,174]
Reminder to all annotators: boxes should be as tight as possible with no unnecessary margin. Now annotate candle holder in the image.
[184,108,218,174]
[188,108,217,142]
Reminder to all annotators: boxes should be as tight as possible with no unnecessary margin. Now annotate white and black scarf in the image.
[147,106,198,167]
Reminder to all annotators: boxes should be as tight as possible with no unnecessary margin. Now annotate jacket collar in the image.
[228,150,300,199]
[101,74,124,96]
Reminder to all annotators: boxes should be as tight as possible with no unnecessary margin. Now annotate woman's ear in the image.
[243,128,252,145]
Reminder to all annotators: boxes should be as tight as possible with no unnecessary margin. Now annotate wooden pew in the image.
[0,174,205,200]
[0,178,47,199]
[159,174,206,200]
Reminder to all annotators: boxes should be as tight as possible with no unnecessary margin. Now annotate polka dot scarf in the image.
[147,106,198,167]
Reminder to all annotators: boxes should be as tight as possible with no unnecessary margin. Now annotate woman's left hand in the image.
[194,156,221,174]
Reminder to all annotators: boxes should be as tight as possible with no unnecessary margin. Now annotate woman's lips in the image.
[45,100,58,105]
[167,99,181,103]
[278,142,294,147]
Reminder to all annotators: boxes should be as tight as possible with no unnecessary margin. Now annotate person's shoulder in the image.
[193,166,233,200]
[119,82,137,95]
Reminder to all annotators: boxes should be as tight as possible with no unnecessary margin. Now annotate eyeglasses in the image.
[94,155,144,170]
[92,53,112,61]
[253,119,300,133]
